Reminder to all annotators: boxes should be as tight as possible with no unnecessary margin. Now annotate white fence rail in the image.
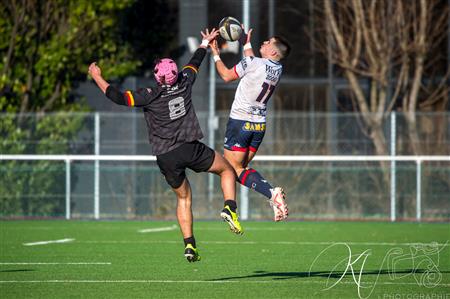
[1,154,448,221]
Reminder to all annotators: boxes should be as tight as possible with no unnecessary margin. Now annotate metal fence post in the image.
[390,112,396,222]
[208,56,217,206]
[240,186,249,220]
[94,112,100,219]
[416,160,422,222]
[238,0,251,221]
[65,159,71,220]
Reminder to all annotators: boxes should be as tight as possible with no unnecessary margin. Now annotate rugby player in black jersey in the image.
[88,28,242,263]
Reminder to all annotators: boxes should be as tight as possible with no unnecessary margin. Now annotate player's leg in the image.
[156,147,200,262]
[207,151,243,235]
[224,148,274,200]
[243,150,257,168]
[206,151,236,201]
[172,178,193,241]
[247,133,288,222]
[224,119,273,198]
[186,141,243,235]
[171,178,200,262]
[224,120,288,221]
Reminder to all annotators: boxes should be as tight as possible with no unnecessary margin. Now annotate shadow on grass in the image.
[210,268,448,281]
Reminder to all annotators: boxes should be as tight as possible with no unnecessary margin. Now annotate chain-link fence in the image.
[1,112,449,220]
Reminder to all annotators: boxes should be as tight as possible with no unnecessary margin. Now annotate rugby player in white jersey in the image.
[211,28,291,222]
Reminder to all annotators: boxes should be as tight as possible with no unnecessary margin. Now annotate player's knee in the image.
[214,161,235,179]
[175,188,191,202]
[222,158,241,173]
[223,167,236,179]
[177,194,191,203]
[172,178,191,197]
[223,159,241,175]
[228,163,245,177]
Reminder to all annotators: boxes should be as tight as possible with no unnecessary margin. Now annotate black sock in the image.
[224,199,237,212]
[184,236,196,248]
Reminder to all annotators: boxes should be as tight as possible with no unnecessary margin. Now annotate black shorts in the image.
[156,141,216,189]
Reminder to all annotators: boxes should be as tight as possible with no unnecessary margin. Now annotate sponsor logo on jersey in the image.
[243,122,266,132]
[249,106,267,116]
[240,58,248,71]
[265,65,282,82]
[161,86,186,97]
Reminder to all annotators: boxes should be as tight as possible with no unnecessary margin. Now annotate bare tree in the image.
[313,0,449,156]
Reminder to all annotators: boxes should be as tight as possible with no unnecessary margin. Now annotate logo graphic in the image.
[308,241,447,299]
[243,122,266,132]
[249,106,267,116]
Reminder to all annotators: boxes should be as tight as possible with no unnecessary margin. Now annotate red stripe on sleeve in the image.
[233,65,239,77]
[124,92,131,106]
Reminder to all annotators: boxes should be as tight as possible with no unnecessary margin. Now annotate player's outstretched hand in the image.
[200,28,219,45]
[239,24,253,45]
[88,62,101,78]
[210,40,220,55]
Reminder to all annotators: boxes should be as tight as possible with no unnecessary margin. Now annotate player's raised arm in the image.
[88,62,152,107]
[88,62,109,94]
[240,25,255,57]
[183,28,219,75]
[210,40,239,83]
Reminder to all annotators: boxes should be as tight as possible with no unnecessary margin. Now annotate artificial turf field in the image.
[0,221,449,298]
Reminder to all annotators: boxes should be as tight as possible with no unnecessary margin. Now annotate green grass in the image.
[0,221,449,298]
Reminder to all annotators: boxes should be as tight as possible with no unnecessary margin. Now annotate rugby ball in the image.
[219,17,242,41]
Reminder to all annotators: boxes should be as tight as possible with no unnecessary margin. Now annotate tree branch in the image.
[353,0,377,67]
[40,81,62,113]
[407,0,428,114]
[1,0,25,77]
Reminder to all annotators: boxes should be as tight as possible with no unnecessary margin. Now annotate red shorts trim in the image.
[249,146,258,153]
[230,146,247,152]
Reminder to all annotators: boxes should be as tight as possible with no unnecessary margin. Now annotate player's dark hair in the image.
[273,36,291,59]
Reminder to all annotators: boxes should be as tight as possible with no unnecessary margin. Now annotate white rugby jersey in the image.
[230,56,283,122]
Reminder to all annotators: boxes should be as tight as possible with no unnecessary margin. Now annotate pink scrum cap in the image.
[154,58,178,86]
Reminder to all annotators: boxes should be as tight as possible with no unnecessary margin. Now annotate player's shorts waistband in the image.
[229,118,266,132]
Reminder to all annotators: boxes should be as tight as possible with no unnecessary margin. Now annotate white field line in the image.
[23,238,75,246]
[138,225,177,233]
[0,280,448,287]
[79,240,450,247]
[0,262,111,265]
[198,227,310,231]
[5,227,311,232]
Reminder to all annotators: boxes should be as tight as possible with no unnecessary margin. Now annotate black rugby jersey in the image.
[105,48,206,155]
